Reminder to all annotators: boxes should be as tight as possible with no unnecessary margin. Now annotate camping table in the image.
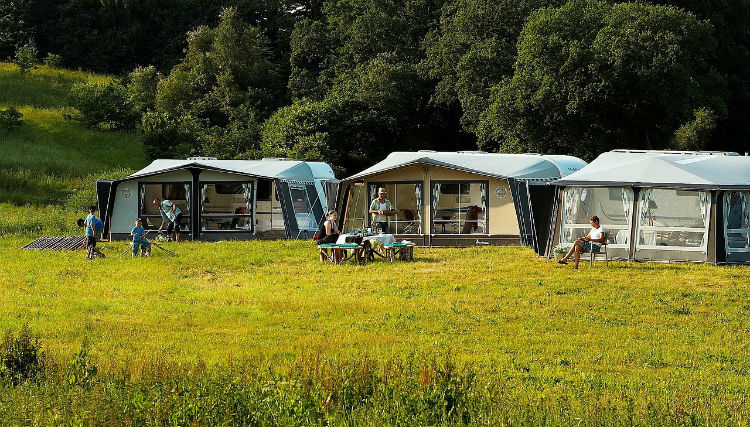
[383,242,416,262]
[318,243,364,265]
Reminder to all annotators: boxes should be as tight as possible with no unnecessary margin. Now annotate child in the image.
[131,218,151,257]
[77,206,105,260]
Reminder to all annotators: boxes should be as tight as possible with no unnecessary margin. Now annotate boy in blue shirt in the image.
[131,218,151,257]
[77,205,105,259]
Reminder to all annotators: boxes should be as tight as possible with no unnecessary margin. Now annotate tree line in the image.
[2,0,748,175]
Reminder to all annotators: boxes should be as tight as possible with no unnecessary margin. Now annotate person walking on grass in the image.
[131,218,151,257]
[557,215,605,269]
[153,197,182,242]
[77,205,105,260]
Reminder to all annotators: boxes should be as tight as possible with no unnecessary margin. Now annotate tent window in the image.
[561,186,633,247]
[290,185,316,230]
[256,179,273,201]
[368,182,423,234]
[256,181,284,233]
[635,188,710,251]
[724,191,750,260]
[138,183,191,231]
[344,183,368,232]
[291,187,310,213]
[431,181,487,234]
[200,182,253,232]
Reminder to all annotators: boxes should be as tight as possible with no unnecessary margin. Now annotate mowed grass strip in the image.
[1,238,748,382]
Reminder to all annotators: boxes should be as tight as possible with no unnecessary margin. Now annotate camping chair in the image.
[589,232,609,267]
[402,209,419,234]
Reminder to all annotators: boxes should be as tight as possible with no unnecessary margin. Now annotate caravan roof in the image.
[124,158,335,182]
[344,152,586,182]
[555,150,750,190]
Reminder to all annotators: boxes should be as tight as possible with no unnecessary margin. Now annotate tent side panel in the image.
[509,180,532,248]
[306,183,325,234]
[275,180,298,239]
[110,180,139,237]
[528,183,557,256]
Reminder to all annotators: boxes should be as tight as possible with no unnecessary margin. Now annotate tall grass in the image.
[2,350,747,426]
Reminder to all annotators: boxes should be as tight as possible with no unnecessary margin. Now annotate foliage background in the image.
[3,0,746,175]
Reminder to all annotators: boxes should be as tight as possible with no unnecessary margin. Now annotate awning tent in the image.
[338,151,587,249]
[99,158,336,241]
[549,150,750,263]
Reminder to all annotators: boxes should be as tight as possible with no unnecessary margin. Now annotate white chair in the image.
[589,232,609,267]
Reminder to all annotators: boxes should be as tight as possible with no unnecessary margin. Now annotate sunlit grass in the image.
[0,238,749,424]
[1,238,748,369]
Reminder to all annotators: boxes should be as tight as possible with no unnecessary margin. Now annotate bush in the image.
[127,65,160,113]
[13,40,38,74]
[67,342,97,389]
[140,112,201,159]
[672,108,717,151]
[0,325,45,385]
[0,107,23,130]
[68,81,140,130]
[43,52,63,68]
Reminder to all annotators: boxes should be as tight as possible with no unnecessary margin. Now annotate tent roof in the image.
[123,158,335,182]
[343,151,587,182]
[555,150,750,190]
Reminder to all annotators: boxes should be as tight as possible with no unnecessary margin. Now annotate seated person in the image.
[316,210,340,244]
[131,218,152,257]
[558,215,605,269]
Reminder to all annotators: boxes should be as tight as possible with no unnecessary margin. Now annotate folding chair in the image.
[589,232,609,267]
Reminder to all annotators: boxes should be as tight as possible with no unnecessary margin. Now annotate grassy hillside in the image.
[0,62,147,233]
[0,239,749,424]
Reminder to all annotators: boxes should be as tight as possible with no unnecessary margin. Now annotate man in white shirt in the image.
[558,215,606,269]
[153,197,183,242]
[369,187,396,234]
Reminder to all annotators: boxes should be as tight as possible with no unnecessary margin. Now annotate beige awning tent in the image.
[337,151,587,248]
[549,150,750,263]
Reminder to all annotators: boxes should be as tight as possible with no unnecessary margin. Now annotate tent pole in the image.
[628,188,639,261]
[189,168,201,241]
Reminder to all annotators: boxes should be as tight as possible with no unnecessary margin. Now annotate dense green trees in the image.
[135,8,282,159]
[9,0,746,173]
[478,1,726,157]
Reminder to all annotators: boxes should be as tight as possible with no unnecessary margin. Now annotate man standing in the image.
[369,187,396,234]
[153,197,183,242]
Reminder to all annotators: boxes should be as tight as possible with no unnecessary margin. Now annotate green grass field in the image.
[0,237,749,425]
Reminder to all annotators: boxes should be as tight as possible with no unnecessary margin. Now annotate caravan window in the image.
[635,188,710,252]
[367,182,423,234]
[200,182,253,232]
[723,191,750,262]
[561,187,633,247]
[430,181,487,234]
[139,183,191,231]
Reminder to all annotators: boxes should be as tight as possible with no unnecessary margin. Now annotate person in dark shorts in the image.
[77,205,105,259]
[153,198,183,242]
[557,215,605,269]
